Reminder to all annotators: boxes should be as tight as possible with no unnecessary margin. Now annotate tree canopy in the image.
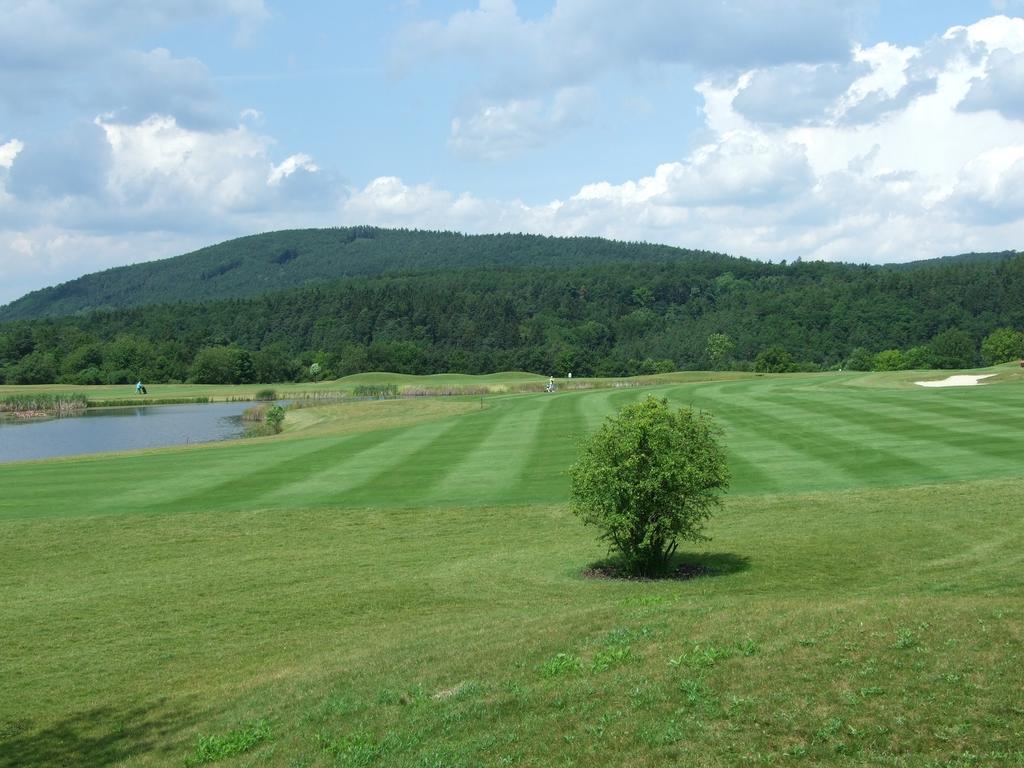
[570,396,730,577]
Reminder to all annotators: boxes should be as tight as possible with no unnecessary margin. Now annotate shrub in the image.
[570,396,730,577]
[981,327,1024,365]
[754,346,795,373]
[265,405,286,433]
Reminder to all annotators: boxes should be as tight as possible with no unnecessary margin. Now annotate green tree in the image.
[265,405,286,433]
[191,346,254,384]
[872,349,904,371]
[846,347,873,371]
[754,346,794,373]
[569,396,730,577]
[902,345,933,369]
[705,333,735,369]
[930,329,976,369]
[980,327,1024,365]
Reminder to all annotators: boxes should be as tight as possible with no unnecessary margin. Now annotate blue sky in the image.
[2,0,1023,305]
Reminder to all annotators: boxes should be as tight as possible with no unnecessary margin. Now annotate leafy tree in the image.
[569,396,730,577]
[705,333,735,369]
[191,346,254,384]
[930,328,976,369]
[265,405,286,433]
[9,350,57,384]
[872,349,904,371]
[980,327,1024,365]
[754,346,794,373]
[902,345,933,369]
[846,347,874,371]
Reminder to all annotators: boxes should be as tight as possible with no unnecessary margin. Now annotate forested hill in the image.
[885,250,1020,270]
[0,228,733,321]
[3,253,1024,385]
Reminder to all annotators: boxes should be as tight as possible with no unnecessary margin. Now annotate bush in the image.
[570,396,730,577]
[872,349,904,371]
[265,405,286,433]
[930,329,976,369]
[981,327,1024,365]
[754,346,795,373]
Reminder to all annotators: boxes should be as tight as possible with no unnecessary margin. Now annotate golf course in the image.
[1,367,1022,767]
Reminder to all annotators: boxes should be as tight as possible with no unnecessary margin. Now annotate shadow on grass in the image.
[583,551,751,581]
[0,699,199,768]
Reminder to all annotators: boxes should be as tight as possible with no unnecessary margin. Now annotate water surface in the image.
[0,402,254,463]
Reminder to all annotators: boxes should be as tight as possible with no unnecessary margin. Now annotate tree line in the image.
[2,255,1023,385]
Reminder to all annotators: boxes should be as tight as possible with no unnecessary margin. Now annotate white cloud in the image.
[0,139,23,170]
[959,47,1024,119]
[574,131,812,208]
[448,87,595,160]
[268,154,320,186]
[946,145,1024,220]
[0,1,267,115]
[336,16,1024,267]
[397,1,869,94]
[4,9,1024,308]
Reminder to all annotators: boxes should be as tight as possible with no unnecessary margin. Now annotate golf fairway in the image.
[1,370,1022,767]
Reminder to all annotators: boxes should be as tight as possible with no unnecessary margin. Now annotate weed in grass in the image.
[539,652,583,677]
[641,719,685,746]
[785,743,808,758]
[894,628,919,649]
[432,681,481,701]
[591,644,636,672]
[678,678,716,710]
[859,686,885,698]
[317,730,384,766]
[813,717,844,744]
[185,719,272,766]
[668,643,736,670]
[622,595,667,607]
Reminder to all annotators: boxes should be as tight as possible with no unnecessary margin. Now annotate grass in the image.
[1,368,1022,766]
[0,392,88,415]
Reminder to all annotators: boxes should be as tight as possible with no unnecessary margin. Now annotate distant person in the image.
[136,381,147,395]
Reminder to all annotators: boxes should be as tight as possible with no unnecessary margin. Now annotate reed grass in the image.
[88,396,211,408]
[0,392,88,415]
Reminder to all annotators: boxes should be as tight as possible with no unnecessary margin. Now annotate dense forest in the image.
[2,232,1023,384]
[0,228,732,321]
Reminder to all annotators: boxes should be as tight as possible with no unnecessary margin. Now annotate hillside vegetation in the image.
[0,228,727,322]
[2,245,1024,384]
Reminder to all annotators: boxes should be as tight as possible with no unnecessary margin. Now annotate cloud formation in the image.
[397,0,868,92]
[2,6,1024,307]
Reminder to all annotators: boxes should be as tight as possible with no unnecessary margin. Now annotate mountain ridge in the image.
[0,227,733,322]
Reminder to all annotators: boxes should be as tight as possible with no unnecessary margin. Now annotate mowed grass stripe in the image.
[415,398,546,506]
[869,386,1024,434]
[149,429,402,513]
[343,405,505,506]
[768,389,1023,479]
[516,392,588,497]
[256,417,466,508]
[740,388,956,487]
[672,385,868,492]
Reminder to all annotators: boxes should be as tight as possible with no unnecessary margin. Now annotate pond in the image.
[0,401,259,464]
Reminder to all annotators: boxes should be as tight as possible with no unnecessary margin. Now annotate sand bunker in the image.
[915,374,997,388]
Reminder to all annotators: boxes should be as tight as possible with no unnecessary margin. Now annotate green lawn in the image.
[1,370,1022,767]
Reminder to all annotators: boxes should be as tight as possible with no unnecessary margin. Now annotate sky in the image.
[1,1,1023,306]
